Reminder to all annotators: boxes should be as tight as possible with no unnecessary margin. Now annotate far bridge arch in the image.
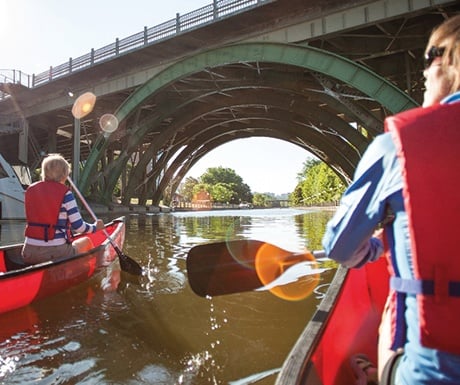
[79,42,418,205]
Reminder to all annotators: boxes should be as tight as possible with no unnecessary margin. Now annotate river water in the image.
[0,208,337,385]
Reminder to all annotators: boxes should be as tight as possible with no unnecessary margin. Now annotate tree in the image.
[200,167,252,203]
[179,176,199,202]
[294,159,346,205]
[192,183,210,198]
[289,184,304,206]
[253,193,270,207]
[210,183,234,203]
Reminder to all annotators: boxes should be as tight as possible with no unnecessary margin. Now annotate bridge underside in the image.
[80,41,417,205]
[1,3,458,205]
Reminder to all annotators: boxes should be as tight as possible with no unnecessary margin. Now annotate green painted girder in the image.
[142,108,358,198]
[153,127,350,205]
[150,119,355,205]
[122,93,368,203]
[166,126,352,205]
[79,42,418,198]
[117,42,417,121]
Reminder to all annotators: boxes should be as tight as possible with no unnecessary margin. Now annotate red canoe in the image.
[0,217,125,315]
[276,256,389,385]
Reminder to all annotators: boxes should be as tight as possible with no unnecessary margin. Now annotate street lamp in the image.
[71,92,96,184]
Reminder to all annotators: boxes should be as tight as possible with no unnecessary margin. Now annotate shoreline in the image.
[86,204,338,216]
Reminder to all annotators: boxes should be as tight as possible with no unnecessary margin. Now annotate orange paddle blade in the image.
[255,243,319,301]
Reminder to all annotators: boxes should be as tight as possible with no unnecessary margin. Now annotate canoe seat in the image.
[3,249,27,271]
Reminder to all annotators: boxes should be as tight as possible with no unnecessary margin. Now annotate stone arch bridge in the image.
[0,0,458,206]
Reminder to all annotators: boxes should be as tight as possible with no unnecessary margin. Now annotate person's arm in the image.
[322,134,401,268]
[62,191,99,233]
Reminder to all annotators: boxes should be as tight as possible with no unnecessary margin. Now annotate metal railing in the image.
[2,0,270,93]
[0,70,32,100]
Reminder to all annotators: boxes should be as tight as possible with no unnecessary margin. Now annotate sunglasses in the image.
[424,46,445,69]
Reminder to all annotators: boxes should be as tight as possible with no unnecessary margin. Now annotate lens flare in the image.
[99,113,119,134]
[71,92,96,119]
[255,243,319,301]
[222,220,257,269]
[224,238,260,270]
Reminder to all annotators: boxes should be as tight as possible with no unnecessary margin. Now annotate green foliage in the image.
[179,162,343,207]
[180,176,199,201]
[253,193,270,207]
[290,184,304,206]
[200,166,240,185]
[210,182,234,203]
[290,159,346,206]
[192,183,210,198]
[199,167,252,203]
[178,167,253,204]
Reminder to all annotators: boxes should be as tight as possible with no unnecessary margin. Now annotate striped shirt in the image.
[25,190,96,246]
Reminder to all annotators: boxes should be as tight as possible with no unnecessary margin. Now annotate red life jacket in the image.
[385,102,460,354]
[25,181,69,242]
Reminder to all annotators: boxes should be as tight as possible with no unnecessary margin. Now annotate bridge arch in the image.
[120,90,368,205]
[79,42,418,204]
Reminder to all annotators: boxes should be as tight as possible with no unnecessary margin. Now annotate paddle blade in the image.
[255,244,319,301]
[117,249,143,276]
[186,240,266,297]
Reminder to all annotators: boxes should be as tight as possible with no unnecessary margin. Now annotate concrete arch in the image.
[79,42,418,201]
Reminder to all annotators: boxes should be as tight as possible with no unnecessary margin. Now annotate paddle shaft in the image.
[66,178,143,275]
[66,177,120,250]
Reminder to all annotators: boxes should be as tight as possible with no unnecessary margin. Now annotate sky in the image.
[1,0,312,195]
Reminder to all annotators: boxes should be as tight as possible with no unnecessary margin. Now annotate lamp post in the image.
[73,117,80,184]
[71,92,96,186]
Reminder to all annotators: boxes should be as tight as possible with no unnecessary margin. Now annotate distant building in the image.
[192,190,212,209]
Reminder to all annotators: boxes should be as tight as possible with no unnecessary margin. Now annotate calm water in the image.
[0,208,337,385]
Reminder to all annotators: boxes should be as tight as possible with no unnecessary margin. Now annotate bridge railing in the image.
[0,69,32,100]
[26,0,270,88]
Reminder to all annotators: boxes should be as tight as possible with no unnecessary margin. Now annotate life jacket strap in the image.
[391,276,460,296]
[27,222,67,242]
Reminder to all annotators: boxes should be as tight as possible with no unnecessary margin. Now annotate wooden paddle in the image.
[67,177,143,276]
[186,239,325,297]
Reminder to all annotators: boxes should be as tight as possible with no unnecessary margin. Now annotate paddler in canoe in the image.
[21,153,104,265]
[322,14,460,385]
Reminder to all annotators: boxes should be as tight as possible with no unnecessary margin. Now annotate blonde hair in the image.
[427,14,460,93]
[41,154,70,182]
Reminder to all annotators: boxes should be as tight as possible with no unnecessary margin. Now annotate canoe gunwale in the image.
[0,216,125,278]
[0,243,107,279]
[277,257,389,385]
[0,216,126,314]
[275,266,349,385]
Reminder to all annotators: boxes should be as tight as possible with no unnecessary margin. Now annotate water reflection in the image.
[0,208,337,384]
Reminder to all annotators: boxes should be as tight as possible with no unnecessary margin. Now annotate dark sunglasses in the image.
[424,46,445,69]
